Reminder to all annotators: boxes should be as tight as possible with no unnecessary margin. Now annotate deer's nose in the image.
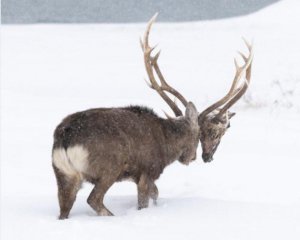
[202,153,213,163]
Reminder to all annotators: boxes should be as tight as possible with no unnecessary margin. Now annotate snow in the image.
[1,0,300,239]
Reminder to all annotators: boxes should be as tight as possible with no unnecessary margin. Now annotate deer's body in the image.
[53,105,199,218]
[53,106,199,182]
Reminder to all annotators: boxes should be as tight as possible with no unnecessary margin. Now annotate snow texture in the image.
[1,1,300,239]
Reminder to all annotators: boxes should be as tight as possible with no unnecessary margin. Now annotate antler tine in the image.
[199,39,253,120]
[141,13,188,117]
[151,52,189,107]
[216,60,252,118]
[216,40,253,117]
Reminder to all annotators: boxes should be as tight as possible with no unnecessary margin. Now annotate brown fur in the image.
[52,103,199,219]
[198,112,233,162]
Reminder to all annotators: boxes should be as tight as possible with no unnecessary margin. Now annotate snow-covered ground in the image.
[1,0,300,239]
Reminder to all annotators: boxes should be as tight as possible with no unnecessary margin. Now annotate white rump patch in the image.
[52,145,89,177]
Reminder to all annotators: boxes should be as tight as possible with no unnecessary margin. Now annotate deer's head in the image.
[198,111,235,162]
[141,14,253,163]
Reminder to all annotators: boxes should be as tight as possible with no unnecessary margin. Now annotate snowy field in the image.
[1,0,300,239]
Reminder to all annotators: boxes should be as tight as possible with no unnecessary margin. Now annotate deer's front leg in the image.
[137,174,158,209]
[149,181,159,205]
[137,173,151,209]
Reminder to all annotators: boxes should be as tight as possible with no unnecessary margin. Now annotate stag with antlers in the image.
[52,14,253,219]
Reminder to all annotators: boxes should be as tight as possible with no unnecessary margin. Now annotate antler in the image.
[140,13,188,117]
[199,39,253,121]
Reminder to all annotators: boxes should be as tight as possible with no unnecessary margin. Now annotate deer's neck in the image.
[160,118,191,164]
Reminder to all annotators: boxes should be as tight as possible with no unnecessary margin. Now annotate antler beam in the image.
[140,13,188,117]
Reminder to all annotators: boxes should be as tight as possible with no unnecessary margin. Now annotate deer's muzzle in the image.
[202,153,213,163]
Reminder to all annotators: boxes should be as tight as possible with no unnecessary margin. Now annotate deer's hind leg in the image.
[87,174,118,216]
[53,165,82,220]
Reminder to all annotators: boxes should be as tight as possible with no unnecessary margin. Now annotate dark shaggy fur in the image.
[52,103,199,219]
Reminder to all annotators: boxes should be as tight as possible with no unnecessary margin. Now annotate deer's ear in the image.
[228,111,236,119]
[185,102,198,126]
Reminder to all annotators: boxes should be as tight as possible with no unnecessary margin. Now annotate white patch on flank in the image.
[52,145,89,177]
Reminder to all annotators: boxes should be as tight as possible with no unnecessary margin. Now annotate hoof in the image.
[138,205,148,210]
[97,208,114,216]
[58,214,68,220]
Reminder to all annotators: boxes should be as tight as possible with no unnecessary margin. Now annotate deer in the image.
[52,14,253,219]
